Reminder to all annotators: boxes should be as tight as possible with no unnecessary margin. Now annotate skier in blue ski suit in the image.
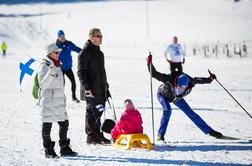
[146,54,223,141]
[56,30,81,102]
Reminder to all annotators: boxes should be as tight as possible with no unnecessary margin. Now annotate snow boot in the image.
[209,130,223,138]
[44,141,59,159]
[72,95,80,103]
[59,139,78,157]
[86,134,101,144]
[157,135,165,141]
[98,133,111,144]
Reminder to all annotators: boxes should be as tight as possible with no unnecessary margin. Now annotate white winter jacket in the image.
[38,57,68,123]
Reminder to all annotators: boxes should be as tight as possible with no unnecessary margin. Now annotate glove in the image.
[146,54,152,65]
[208,69,216,82]
[167,60,172,64]
[210,73,216,80]
[183,58,185,64]
[85,89,94,98]
[49,66,57,76]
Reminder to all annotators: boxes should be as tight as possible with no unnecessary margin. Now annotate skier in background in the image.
[147,54,223,143]
[164,36,185,73]
[1,41,7,57]
[56,30,81,103]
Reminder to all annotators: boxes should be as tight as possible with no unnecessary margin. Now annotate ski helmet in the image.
[177,74,189,88]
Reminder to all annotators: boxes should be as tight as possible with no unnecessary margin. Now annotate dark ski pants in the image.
[62,68,77,99]
[170,62,183,73]
[85,97,104,141]
[42,120,69,148]
[157,93,213,137]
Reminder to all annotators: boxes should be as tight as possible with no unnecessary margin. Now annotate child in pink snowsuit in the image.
[111,99,143,141]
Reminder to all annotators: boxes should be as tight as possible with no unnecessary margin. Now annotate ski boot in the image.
[209,130,223,138]
[156,135,166,144]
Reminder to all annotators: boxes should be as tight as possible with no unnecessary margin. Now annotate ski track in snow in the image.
[0,0,252,165]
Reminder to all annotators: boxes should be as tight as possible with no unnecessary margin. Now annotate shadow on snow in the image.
[65,154,251,166]
[154,143,252,152]
[0,0,111,5]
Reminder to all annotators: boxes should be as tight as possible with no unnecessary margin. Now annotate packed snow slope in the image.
[0,0,252,165]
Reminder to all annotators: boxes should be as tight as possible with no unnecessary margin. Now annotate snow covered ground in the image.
[0,0,252,165]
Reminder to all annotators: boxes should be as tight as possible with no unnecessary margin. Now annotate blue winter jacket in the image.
[56,39,81,70]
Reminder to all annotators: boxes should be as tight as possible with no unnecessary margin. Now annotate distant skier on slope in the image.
[146,54,223,143]
[1,41,7,57]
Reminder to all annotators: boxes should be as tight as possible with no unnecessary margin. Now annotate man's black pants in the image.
[85,97,104,142]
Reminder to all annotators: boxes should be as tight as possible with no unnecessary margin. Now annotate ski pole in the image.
[107,97,117,120]
[149,51,155,144]
[208,70,252,119]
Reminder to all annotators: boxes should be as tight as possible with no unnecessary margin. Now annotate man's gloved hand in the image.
[146,54,152,65]
[167,60,172,64]
[85,89,94,98]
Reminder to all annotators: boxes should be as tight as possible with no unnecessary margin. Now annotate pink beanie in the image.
[124,99,135,110]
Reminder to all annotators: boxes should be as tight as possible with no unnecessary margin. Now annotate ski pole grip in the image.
[208,69,216,80]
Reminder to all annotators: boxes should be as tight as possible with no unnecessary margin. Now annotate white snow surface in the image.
[0,0,252,165]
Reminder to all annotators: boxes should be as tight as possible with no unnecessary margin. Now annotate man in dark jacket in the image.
[146,54,223,143]
[56,30,81,103]
[77,28,110,144]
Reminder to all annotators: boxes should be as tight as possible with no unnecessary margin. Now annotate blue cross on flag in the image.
[19,58,35,86]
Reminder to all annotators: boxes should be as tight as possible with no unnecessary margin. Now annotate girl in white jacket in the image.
[38,43,77,158]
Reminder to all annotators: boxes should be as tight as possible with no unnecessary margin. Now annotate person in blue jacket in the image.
[56,30,81,103]
[146,54,223,143]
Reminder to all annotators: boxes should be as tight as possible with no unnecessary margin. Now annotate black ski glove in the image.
[208,69,216,83]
